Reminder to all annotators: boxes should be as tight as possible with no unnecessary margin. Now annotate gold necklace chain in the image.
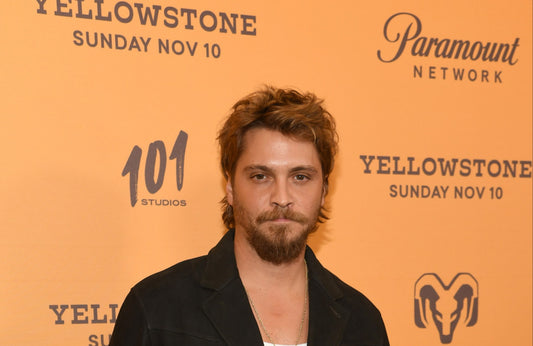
[244,260,308,346]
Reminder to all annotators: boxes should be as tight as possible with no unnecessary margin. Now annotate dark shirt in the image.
[110,229,390,346]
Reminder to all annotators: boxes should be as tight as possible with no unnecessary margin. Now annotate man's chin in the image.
[247,224,309,264]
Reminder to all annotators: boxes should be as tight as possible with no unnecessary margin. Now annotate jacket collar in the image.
[305,246,351,345]
[200,229,350,346]
[199,229,239,291]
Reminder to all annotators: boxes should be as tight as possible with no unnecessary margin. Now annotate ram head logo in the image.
[414,273,478,344]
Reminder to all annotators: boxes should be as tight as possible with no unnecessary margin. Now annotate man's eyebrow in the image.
[289,165,319,174]
[243,165,274,173]
[242,165,319,174]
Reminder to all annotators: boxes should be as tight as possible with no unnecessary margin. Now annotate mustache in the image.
[256,207,307,224]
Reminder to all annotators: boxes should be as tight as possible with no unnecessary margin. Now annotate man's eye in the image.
[252,174,266,180]
[294,174,309,181]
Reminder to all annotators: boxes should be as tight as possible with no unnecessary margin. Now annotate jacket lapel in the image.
[202,279,263,346]
[307,281,350,346]
[306,248,350,346]
[200,230,263,346]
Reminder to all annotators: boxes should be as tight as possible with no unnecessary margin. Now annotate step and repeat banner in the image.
[1,1,531,345]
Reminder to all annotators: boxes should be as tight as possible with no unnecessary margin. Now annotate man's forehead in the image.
[241,128,315,150]
[236,128,322,171]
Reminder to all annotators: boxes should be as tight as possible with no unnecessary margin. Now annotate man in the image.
[110,86,389,345]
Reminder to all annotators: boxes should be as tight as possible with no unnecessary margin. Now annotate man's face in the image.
[226,128,325,264]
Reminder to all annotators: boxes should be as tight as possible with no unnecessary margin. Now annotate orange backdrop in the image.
[1,1,531,345]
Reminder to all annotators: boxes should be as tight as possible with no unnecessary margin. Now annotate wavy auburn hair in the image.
[217,86,338,229]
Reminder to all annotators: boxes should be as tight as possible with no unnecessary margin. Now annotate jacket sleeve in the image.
[378,312,390,346]
[110,289,152,346]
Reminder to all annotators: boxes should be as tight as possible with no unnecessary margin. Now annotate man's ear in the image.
[321,180,328,207]
[226,175,234,205]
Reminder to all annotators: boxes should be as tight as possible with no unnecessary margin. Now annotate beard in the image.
[233,200,320,265]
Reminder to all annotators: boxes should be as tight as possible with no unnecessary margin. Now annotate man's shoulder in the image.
[132,255,209,298]
[128,230,237,305]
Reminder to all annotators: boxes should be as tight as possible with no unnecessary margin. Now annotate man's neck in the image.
[233,228,309,344]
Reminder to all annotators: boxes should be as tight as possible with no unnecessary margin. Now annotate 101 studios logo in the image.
[414,273,478,343]
[122,131,188,207]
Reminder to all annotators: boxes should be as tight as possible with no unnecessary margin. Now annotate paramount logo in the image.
[377,12,519,65]
[377,12,520,83]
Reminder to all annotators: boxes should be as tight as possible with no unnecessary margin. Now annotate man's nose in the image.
[270,179,293,208]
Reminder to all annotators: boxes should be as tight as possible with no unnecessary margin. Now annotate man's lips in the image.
[267,218,292,222]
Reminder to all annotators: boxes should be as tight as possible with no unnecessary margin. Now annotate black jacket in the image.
[110,229,389,345]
